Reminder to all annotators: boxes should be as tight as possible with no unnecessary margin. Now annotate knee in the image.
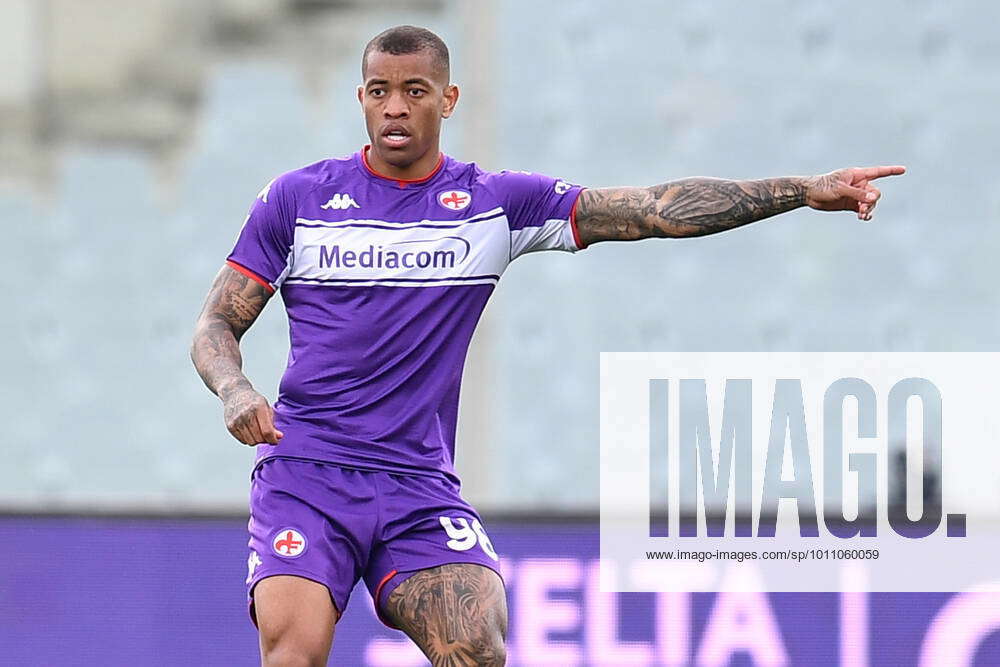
[478,638,507,666]
[469,588,508,665]
[260,637,327,667]
[460,627,507,666]
[259,620,330,667]
[424,623,506,666]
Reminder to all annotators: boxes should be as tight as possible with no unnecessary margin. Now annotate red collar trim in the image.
[361,145,444,187]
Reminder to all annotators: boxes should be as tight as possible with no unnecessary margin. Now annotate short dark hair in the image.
[361,25,450,82]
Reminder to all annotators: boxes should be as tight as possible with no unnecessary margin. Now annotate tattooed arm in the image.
[573,165,906,246]
[190,264,283,446]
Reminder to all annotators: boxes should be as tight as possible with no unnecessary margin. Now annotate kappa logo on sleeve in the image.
[321,193,361,210]
[257,178,276,203]
[554,180,572,195]
[271,528,307,558]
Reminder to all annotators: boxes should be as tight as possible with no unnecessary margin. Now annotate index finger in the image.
[857,165,906,180]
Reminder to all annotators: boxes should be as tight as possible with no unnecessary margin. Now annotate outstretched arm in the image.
[573,165,906,246]
[190,264,283,446]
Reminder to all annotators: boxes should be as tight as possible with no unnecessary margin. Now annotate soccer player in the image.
[191,25,904,667]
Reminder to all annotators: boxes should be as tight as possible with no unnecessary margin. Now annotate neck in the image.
[365,144,442,181]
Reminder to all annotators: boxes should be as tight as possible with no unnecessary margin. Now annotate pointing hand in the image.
[804,165,906,221]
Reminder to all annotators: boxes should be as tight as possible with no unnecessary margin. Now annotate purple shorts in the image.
[245,456,502,628]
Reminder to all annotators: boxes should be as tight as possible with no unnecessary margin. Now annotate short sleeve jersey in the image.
[227,147,586,482]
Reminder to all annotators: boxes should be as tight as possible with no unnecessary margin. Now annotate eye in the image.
[409,88,426,97]
[369,88,385,98]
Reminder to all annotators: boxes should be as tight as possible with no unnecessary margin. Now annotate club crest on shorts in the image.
[438,190,471,211]
[272,528,307,558]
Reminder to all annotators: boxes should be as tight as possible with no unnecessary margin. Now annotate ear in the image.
[441,83,460,119]
[357,85,364,106]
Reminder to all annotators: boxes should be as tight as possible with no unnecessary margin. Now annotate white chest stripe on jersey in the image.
[295,206,505,230]
[285,210,511,288]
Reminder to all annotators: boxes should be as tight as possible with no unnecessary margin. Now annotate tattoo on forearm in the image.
[190,266,271,400]
[575,177,806,245]
[386,563,507,667]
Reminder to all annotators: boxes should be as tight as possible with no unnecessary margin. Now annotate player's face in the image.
[358,50,458,177]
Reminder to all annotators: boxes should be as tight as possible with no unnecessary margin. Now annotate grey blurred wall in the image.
[2,0,997,512]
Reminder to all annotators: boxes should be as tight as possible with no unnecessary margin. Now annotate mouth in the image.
[381,127,412,149]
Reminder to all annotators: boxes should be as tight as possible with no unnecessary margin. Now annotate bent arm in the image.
[191,264,283,446]
[190,263,272,399]
[573,177,806,245]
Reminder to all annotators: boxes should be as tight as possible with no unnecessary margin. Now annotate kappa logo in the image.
[554,180,572,195]
[257,178,276,204]
[321,193,360,210]
[438,190,471,211]
[246,550,262,584]
[272,528,307,558]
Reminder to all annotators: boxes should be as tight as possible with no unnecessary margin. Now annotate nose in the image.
[383,91,409,118]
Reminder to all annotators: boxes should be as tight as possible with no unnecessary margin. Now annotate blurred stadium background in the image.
[2,0,999,664]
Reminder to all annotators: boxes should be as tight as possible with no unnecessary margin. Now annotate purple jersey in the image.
[227,147,586,482]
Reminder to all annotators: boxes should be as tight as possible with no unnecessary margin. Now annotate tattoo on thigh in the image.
[385,563,508,667]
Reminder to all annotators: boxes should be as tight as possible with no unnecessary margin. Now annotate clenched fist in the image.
[222,386,283,446]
